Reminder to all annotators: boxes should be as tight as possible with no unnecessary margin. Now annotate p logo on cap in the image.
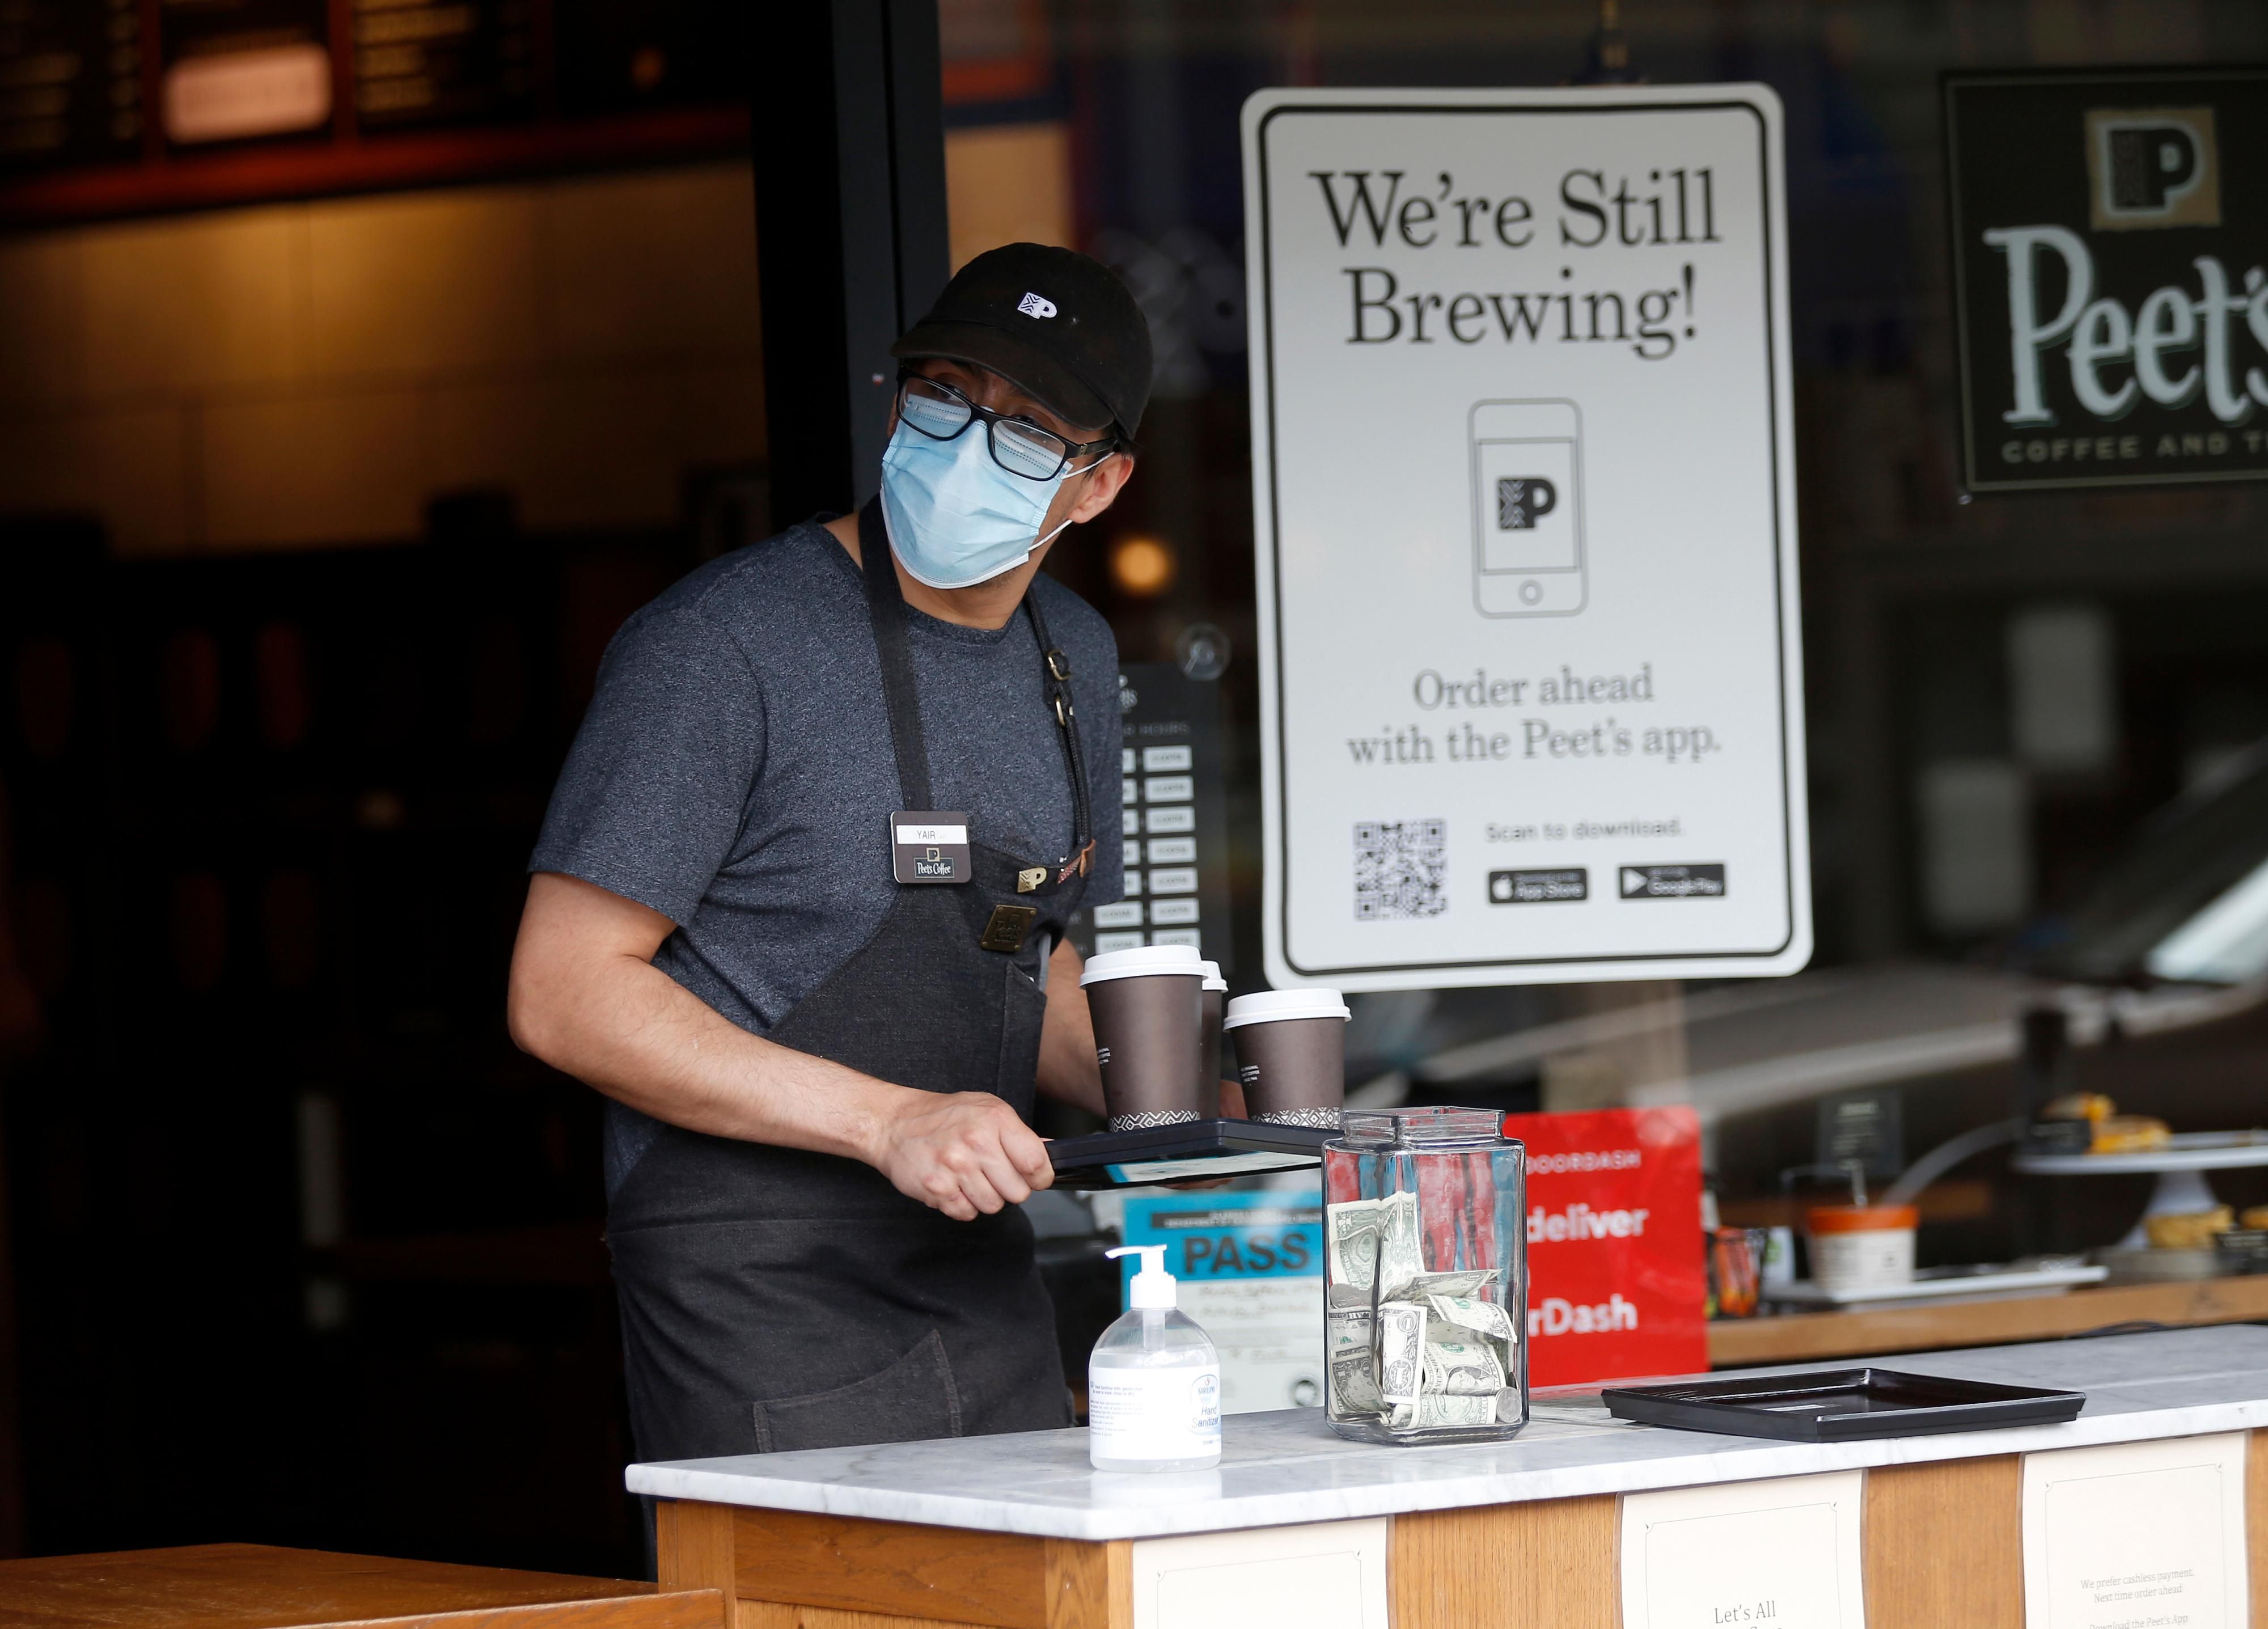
[1017,291,1058,319]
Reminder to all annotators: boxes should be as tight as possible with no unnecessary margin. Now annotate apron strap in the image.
[1021,587,1095,877]
[858,498,936,813]
[858,496,1094,873]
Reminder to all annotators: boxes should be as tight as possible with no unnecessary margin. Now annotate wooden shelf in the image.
[0,1542,721,1629]
[1708,1274,2268,1368]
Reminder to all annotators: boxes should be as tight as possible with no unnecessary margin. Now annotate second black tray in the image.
[1048,1119,1333,1189]
[1601,1367,2085,1441]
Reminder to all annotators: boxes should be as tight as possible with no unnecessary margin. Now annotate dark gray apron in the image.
[606,499,1093,1462]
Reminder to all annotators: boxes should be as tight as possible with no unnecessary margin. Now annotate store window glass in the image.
[940,0,2268,1248]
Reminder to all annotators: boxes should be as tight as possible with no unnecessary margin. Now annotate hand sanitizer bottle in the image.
[1088,1245,1221,1471]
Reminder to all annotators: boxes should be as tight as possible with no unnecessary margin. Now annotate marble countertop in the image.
[624,1325,2268,1542]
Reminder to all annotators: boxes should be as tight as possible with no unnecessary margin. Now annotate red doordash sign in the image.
[1499,1106,1707,1386]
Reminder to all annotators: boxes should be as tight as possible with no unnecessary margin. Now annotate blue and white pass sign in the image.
[1242,87,1811,991]
[1121,1190,1325,1413]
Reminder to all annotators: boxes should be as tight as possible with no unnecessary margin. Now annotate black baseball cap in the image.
[891,243,1154,444]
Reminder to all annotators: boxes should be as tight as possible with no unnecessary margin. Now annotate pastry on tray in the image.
[2145,1208,2232,1250]
[2092,1115,2171,1153]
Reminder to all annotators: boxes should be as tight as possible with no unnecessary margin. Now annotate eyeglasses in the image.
[895,371,1118,481]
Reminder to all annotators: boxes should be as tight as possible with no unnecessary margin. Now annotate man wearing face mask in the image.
[507,244,1149,1461]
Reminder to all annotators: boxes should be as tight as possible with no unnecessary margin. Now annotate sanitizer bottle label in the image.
[1087,1366,1222,1461]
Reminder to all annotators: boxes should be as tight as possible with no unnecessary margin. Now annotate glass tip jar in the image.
[1322,1106,1530,1445]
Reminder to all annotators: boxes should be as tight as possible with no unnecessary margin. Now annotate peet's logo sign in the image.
[1986,229,2267,429]
[1947,70,2268,493]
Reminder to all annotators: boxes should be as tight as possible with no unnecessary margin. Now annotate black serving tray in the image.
[1601,1367,2085,1441]
[1048,1118,1334,1189]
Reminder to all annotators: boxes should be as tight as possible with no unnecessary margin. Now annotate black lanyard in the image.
[857,500,1094,878]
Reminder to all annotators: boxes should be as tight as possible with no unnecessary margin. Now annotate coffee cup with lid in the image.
[1224,988,1351,1128]
[1081,945,1207,1131]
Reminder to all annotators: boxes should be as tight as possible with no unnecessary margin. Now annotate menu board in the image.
[158,0,331,147]
[0,0,747,222]
[1069,662,1235,969]
[0,0,143,169]
[353,0,534,129]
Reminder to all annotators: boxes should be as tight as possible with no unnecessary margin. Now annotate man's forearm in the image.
[1034,938,1106,1114]
[510,871,1055,1219]
[520,943,898,1162]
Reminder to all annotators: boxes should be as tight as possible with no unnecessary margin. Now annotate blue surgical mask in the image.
[879,419,1080,590]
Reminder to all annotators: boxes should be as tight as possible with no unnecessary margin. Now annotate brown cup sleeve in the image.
[1088,973,1205,1122]
[1231,1016,1346,1116]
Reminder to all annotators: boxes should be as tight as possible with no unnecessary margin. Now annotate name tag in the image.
[891,810,971,885]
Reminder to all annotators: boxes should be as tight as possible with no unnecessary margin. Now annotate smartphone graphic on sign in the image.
[1470,399,1586,617]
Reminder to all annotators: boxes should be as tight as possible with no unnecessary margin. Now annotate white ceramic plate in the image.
[2012,1130,2268,1175]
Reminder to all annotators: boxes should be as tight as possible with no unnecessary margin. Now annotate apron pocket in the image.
[751,1326,964,1454]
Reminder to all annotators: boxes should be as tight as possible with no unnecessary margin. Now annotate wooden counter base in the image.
[659,1433,2268,1629]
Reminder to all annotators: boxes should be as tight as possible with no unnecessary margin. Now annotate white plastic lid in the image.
[1199,959,1228,992]
[1106,1243,1177,1309]
[1080,944,1205,986]
[1223,988,1351,1029]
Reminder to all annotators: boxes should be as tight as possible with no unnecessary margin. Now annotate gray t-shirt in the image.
[530,519,1123,1189]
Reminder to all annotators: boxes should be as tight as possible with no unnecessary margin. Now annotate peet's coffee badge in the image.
[1947,68,2268,493]
[891,811,972,885]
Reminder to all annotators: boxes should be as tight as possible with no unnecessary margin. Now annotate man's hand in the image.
[870,1091,1056,1220]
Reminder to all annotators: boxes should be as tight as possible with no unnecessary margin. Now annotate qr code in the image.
[1353,819,1448,920]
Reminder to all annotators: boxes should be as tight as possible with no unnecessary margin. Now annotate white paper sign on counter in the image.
[1241,86,1809,990]
[1620,1470,1866,1629]
[2022,1433,2250,1629]
[1131,1517,1388,1629]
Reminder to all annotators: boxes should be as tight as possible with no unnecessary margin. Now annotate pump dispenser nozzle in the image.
[1106,1244,1178,1309]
